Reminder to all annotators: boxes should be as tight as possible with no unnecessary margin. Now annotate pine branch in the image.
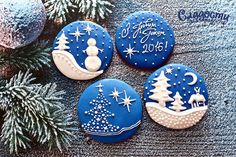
[1,106,31,153]
[75,0,114,21]
[0,71,74,154]
[0,40,52,71]
[44,0,77,23]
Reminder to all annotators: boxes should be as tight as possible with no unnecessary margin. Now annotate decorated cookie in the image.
[115,11,175,69]
[77,79,142,143]
[52,21,113,80]
[144,64,208,129]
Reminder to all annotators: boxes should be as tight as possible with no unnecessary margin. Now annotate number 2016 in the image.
[142,41,168,53]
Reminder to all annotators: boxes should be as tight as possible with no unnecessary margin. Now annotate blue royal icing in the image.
[52,21,113,80]
[77,79,142,143]
[116,11,175,69]
[144,64,208,129]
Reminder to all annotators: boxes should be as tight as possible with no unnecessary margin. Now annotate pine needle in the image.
[0,71,74,154]
[0,40,52,71]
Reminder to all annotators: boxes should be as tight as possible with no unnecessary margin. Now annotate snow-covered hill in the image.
[146,102,208,129]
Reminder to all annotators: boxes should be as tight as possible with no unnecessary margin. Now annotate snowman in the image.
[85,38,102,72]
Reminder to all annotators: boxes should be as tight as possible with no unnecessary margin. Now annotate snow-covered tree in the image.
[169,92,186,112]
[82,84,120,134]
[54,32,70,50]
[149,71,174,107]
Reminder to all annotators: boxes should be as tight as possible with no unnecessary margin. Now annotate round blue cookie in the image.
[77,79,142,143]
[116,11,175,69]
[144,64,208,129]
[52,21,113,80]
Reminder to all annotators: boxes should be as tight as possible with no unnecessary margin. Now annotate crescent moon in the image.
[52,50,103,80]
[184,72,198,85]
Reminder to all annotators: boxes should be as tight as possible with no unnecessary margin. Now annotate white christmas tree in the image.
[149,71,174,107]
[54,31,70,51]
[169,92,186,112]
[82,84,120,134]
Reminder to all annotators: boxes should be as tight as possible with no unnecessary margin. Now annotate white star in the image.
[96,83,103,92]
[99,49,104,53]
[119,90,136,112]
[69,27,85,42]
[166,67,173,74]
[123,44,139,59]
[109,88,122,102]
[84,24,93,35]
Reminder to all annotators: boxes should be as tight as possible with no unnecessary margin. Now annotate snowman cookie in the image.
[144,64,208,129]
[116,11,175,69]
[77,79,142,143]
[52,21,113,80]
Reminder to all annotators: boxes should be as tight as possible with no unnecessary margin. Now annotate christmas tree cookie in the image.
[52,21,113,80]
[77,79,142,143]
[115,11,175,69]
[144,64,208,129]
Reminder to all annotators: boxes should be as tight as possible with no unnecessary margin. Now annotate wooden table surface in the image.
[1,0,236,156]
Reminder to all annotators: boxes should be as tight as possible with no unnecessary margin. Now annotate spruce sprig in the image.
[44,0,114,23]
[0,40,52,71]
[44,0,77,23]
[0,71,74,154]
[76,0,114,21]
